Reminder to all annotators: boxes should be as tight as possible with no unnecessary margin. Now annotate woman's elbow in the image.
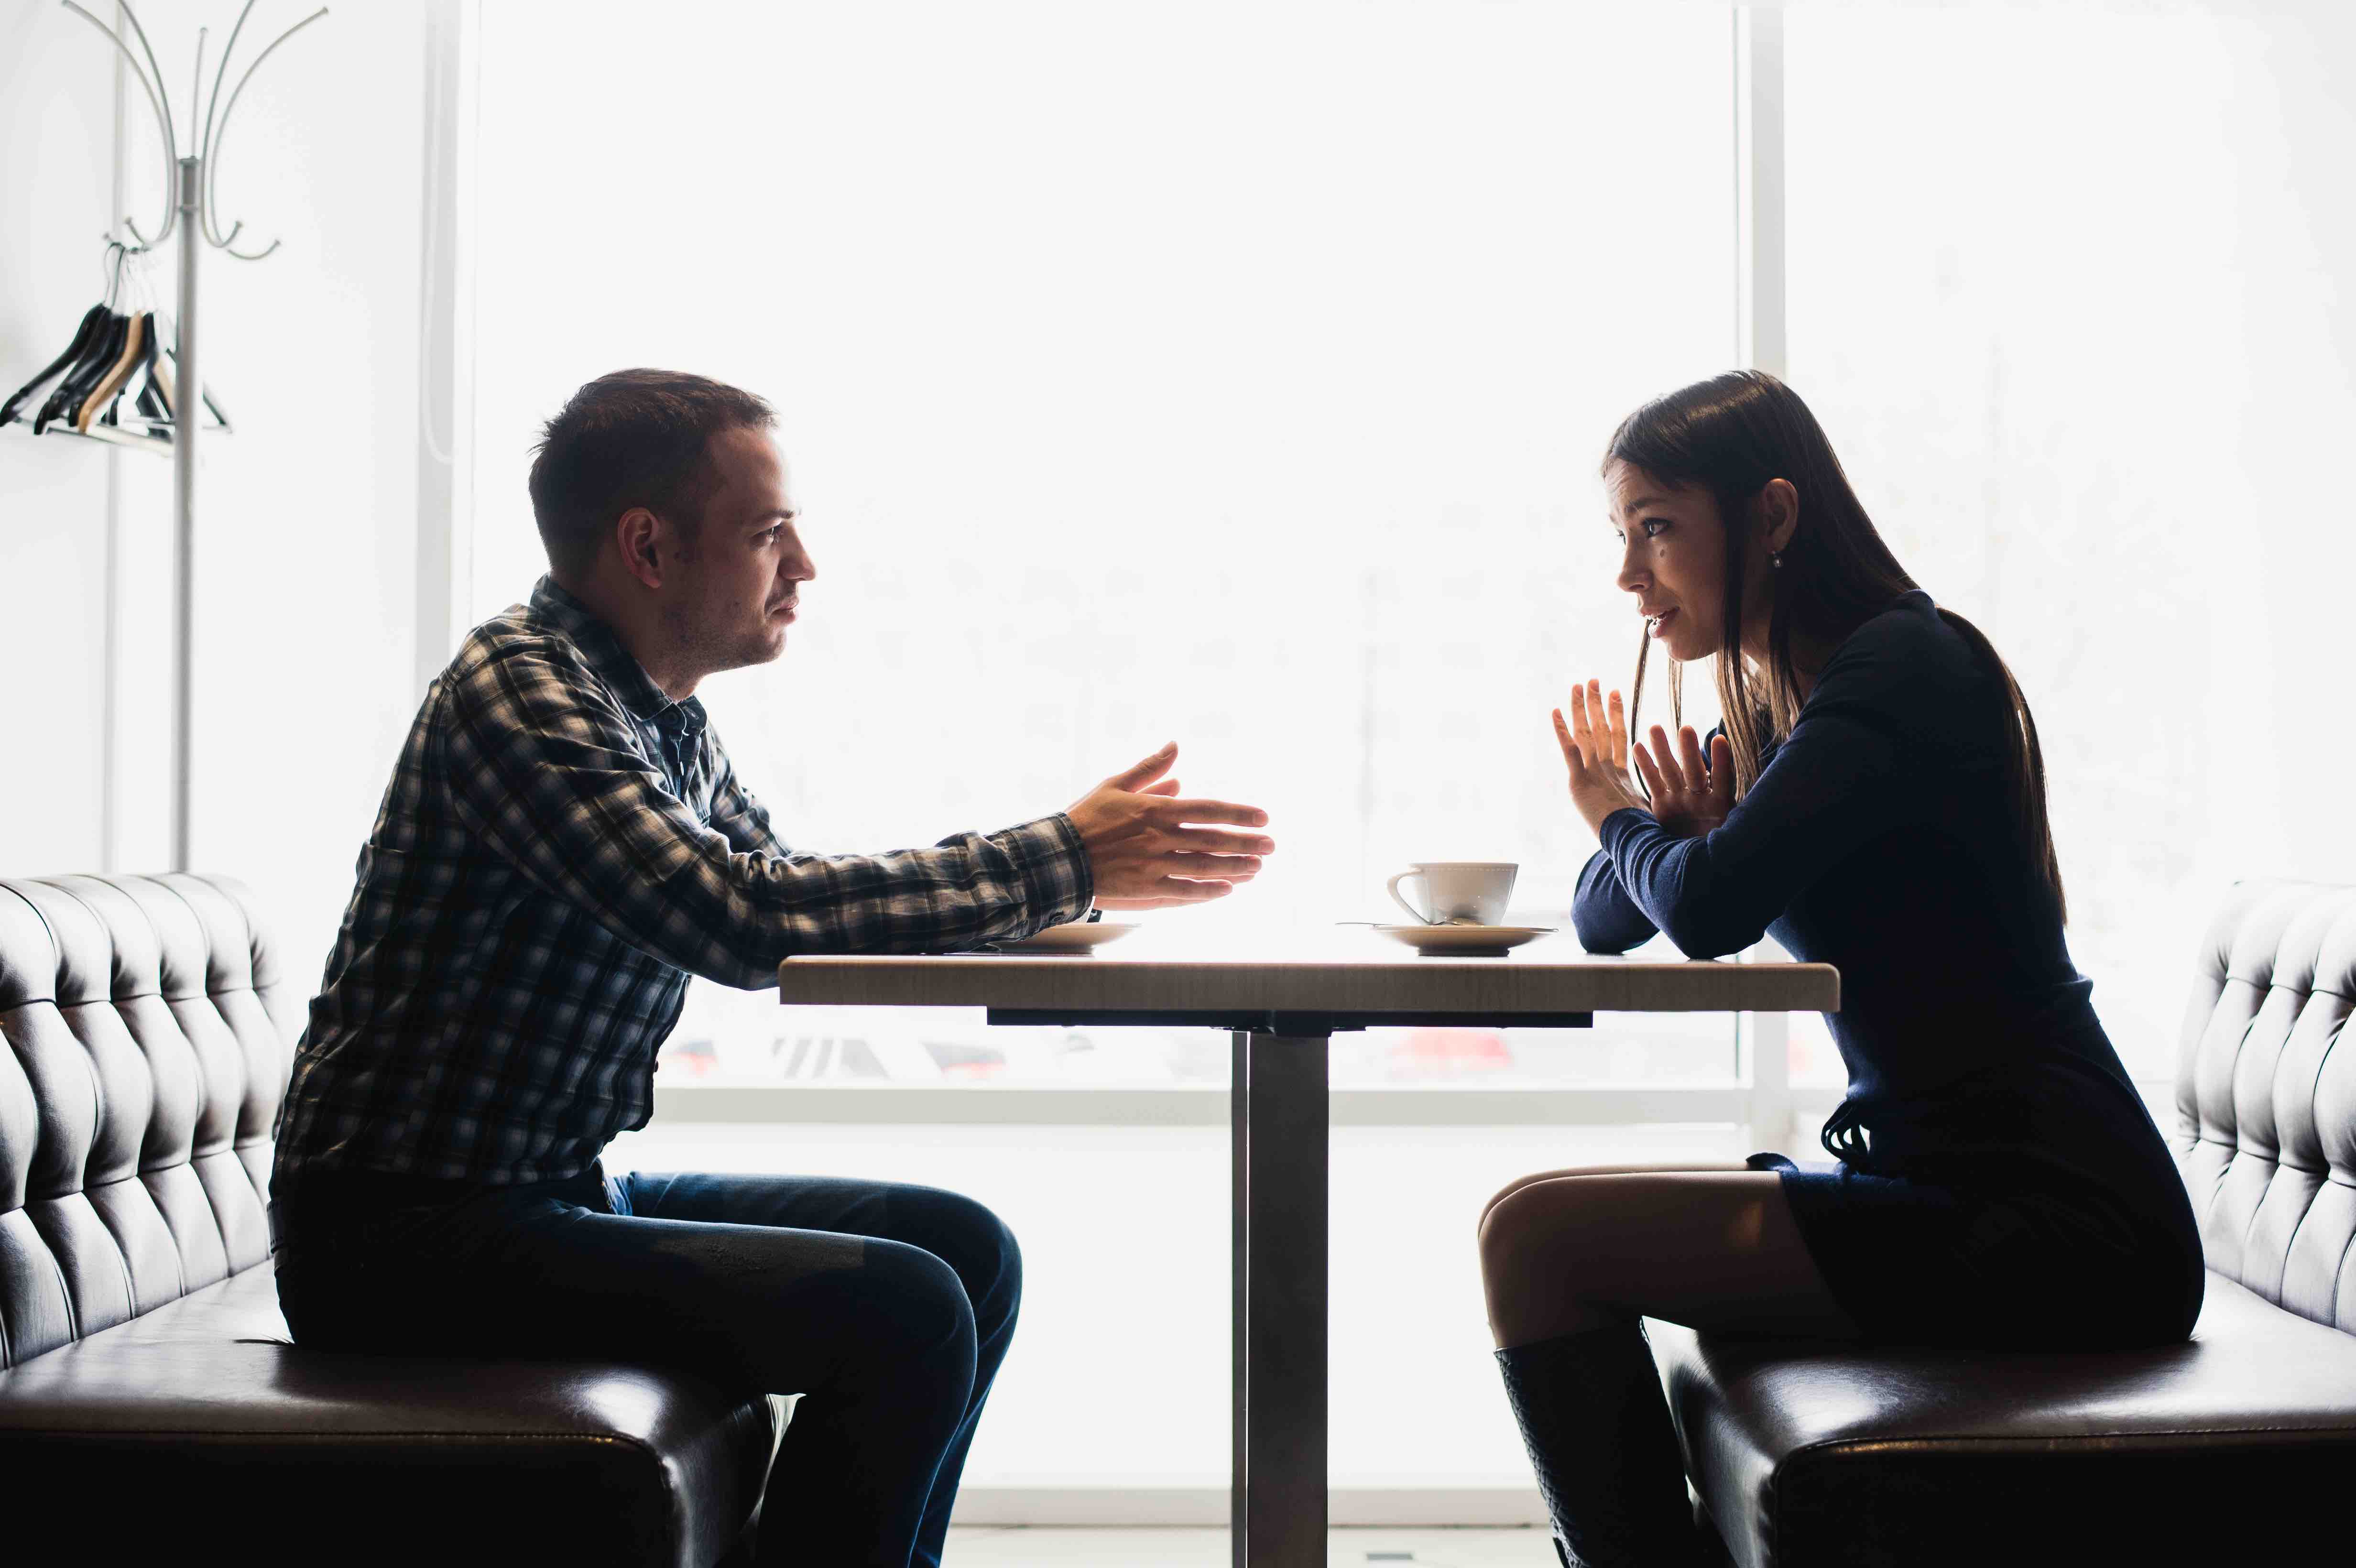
[1658,912,1762,962]
[1571,911,1645,956]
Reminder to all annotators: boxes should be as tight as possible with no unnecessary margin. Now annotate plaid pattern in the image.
[274,576,1093,1184]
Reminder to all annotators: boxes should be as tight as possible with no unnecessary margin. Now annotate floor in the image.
[942,1528,1552,1566]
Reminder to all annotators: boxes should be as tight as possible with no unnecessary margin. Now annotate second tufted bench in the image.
[1650,878,2356,1566]
[0,873,780,1566]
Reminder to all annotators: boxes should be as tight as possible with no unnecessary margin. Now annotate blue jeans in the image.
[271,1165,1021,1568]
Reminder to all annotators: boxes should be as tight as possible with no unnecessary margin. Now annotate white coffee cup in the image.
[1386,861,1518,926]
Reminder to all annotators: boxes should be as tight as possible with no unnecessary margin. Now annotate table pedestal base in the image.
[792,952,1830,1560]
[1233,1027,1329,1568]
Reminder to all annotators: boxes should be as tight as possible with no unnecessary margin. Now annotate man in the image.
[269,369,1275,1567]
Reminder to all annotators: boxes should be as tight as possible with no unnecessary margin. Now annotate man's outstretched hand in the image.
[1066,743,1275,911]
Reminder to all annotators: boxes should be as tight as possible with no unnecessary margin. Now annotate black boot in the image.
[1494,1321,1702,1568]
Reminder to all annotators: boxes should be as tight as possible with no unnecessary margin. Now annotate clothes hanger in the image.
[113,252,166,435]
[76,311,148,433]
[0,303,109,428]
[143,339,232,436]
[76,307,170,454]
[42,245,135,433]
[33,307,128,435]
[130,319,170,436]
[87,263,162,434]
[114,259,161,432]
[48,310,129,432]
[0,242,128,428]
[127,312,159,429]
[81,314,170,452]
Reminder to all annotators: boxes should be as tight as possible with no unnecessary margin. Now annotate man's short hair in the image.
[527,369,776,576]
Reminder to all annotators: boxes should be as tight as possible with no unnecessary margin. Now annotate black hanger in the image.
[33,310,129,435]
[0,303,108,428]
[35,311,128,433]
[12,242,136,432]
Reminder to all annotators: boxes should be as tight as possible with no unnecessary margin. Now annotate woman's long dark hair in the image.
[1603,370,2065,920]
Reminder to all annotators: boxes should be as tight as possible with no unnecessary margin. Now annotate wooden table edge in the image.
[775,954,1840,1014]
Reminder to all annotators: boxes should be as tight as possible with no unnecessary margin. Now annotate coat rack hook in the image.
[198,0,260,249]
[200,5,329,260]
[60,0,177,251]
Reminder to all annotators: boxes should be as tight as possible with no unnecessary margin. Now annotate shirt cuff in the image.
[998,812,1096,931]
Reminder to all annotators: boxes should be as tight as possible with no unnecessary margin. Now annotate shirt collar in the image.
[528,575,708,736]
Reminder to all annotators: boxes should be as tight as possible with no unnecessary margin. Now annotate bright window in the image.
[471,0,1742,1092]
[1780,1,2282,1082]
[457,0,2286,1502]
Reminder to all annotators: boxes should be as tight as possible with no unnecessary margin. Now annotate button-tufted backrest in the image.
[0,873,296,1368]
[2173,878,2356,1334]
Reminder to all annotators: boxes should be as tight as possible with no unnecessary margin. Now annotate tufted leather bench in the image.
[1651,878,2356,1566]
[0,873,779,1566]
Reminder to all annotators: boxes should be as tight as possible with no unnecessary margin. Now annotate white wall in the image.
[0,0,117,874]
[0,0,434,1001]
[2225,2,2356,882]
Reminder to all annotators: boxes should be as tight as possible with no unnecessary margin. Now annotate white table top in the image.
[777,933,1837,1017]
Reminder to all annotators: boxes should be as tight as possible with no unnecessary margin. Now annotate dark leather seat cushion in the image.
[0,1267,778,1567]
[1651,1273,2356,1568]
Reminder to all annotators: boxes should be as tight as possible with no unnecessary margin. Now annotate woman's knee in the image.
[1478,1164,1636,1247]
[1478,1172,1556,1237]
[1478,1179,1569,1285]
[1478,1177,1677,1343]
[1477,1162,1751,1247]
[1476,1176,1655,1302]
[1480,1185,1594,1343]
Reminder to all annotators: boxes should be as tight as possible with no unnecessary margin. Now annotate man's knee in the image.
[892,1187,1022,1320]
[852,1239,980,1365]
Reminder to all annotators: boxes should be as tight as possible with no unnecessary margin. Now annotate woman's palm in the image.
[1636,725,1735,841]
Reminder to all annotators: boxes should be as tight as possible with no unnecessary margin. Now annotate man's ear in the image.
[1759,478,1800,557]
[615,506,664,589]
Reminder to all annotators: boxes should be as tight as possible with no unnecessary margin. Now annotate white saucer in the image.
[1371,923,1554,957]
[989,921,1139,954]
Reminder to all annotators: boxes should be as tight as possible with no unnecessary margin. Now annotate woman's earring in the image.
[1770,550,1784,570]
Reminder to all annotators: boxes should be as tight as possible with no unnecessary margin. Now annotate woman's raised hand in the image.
[1551,680,1650,836]
[1633,723,1734,841]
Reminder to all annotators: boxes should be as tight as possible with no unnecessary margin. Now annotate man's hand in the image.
[1066,743,1274,910]
[1632,722,1734,842]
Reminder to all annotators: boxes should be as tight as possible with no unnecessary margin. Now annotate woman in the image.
[1479,371,2202,1568]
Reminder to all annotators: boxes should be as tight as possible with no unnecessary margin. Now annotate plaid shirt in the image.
[274,576,1093,1185]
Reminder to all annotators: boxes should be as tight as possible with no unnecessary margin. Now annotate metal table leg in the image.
[1232,1027,1329,1568]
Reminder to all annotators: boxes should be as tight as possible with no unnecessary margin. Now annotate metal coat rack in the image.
[60,0,327,871]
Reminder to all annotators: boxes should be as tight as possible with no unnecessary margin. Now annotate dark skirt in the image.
[1752,1152,2204,1350]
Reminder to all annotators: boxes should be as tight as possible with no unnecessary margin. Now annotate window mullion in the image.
[1734,4,1787,378]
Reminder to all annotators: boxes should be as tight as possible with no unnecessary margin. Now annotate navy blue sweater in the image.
[1574,591,2189,1224]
